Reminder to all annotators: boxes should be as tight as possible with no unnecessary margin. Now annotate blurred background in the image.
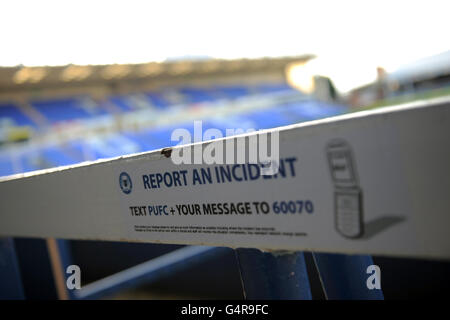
[1,0,450,299]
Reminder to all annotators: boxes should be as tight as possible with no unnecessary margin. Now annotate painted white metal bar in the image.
[1,97,449,260]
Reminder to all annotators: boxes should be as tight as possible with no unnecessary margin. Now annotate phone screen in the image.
[327,143,357,187]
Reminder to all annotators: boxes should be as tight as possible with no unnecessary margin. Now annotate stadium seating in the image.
[178,87,218,104]
[214,85,250,99]
[0,154,14,176]
[0,83,348,177]
[145,92,171,109]
[255,83,297,94]
[109,96,137,112]
[0,103,37,127]
[31,97,109,123]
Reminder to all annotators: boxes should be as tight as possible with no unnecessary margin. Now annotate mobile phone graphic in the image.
[326,140,364,238]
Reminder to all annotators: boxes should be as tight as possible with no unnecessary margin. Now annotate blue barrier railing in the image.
[0,238,25,300]
[2,238,383,300]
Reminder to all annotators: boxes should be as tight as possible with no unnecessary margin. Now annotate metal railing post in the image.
[235,248,312,300]
[312,253,384,299]
[0,238,25,299]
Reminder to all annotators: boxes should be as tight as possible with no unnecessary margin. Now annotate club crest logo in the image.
[119,172,133,194]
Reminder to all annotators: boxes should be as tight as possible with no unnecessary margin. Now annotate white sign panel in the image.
[1,98,449,260]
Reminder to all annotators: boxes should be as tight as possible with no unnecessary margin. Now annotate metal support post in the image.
[312,253,384,299]
[235,248,312,300]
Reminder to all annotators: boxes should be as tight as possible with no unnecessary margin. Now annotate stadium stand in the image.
[0,87,347,176]
[2,56,376,301]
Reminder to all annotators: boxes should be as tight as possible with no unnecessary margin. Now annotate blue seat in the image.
[109,96,136,112]
[123,122,199,152]
[178,87,217,104]
[145,92,172,109]
[0,154,14,176]
[123,131,161,152]
[19,146,77,172]
[214,86,250,99]
[142,124,193,149]
[31,98,108,123]
[256,83,297,94]
[0,103,37,127]
[68,134,141,161]
[41,146,79,167]
[16,150,48,172]
[203,117,256,136]
[243,108,292,129]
